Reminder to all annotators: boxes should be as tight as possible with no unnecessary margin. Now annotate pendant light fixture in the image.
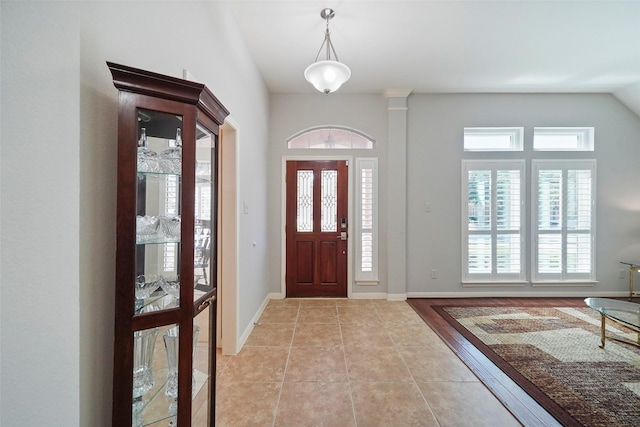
[304,8,351,94]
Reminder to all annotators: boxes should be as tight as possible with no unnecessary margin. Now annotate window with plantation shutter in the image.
[356,158,378,283]
[532,160,595,282]
[462,160,525,282]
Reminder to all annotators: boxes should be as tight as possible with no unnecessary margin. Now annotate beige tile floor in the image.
[215,299,522,427]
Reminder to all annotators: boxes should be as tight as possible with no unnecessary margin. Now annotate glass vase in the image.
[137,127,160,173]
[159,128,182,174]
[163,325,201,426]
[132,327,158,427]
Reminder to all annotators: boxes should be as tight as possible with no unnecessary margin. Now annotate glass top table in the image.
[584,297,640,348]
[620,261,640,299]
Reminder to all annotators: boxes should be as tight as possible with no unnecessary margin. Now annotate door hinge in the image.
[345,160,349,167]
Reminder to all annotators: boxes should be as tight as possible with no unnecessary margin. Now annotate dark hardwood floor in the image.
[407,298,593,427]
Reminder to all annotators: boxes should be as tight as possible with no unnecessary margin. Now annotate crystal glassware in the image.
[132,327,159,398]
[159,128,182,174]
[159,215,181,240]
[136,215,159,243]
[135,275,161,300]
[163,325,201,426]
[132,327,158,427]
[134,275,162,312]
[160,275,180,300]
[137,127,160,173]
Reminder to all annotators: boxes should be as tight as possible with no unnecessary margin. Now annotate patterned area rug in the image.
[434,305,640,427]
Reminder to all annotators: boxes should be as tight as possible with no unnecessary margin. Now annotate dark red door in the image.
[286,160,348,297]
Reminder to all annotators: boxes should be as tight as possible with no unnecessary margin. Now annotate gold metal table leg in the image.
[600,313,606,349]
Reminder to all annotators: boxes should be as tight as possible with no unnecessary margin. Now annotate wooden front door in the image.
[286,160,348,297]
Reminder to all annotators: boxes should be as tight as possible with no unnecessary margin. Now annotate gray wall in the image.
[268,94,389,295]
[407,93,640,295]
[269,92,640,298]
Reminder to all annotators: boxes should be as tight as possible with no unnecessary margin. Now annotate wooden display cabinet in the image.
[108,62,229,426]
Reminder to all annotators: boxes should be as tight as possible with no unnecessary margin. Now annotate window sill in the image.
[461,281,528,287]
[355,280,380,286]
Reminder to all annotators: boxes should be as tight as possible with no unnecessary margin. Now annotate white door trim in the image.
[219,117,240,355]
[281,155,354,298]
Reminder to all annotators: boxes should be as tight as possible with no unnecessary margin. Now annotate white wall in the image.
[268,94,389,295]
[77,0,271,354]
[615,82,640,119]
[1,2,81,426]
[1,1,270,425]
[407,93,640,296]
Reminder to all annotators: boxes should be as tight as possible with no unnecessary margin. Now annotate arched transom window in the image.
[287,126,374,149]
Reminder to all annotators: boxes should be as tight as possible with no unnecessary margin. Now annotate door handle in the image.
[337,232,347,240]
[197,294,216,311]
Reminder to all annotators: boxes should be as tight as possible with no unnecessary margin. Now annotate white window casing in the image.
[355,158,378,283]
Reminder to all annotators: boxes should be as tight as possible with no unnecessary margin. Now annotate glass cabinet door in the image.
[132,323,179,427]
[191,306,212,426]
[191,122,217,426]
[193,122,216,304]
[135,109,183,315]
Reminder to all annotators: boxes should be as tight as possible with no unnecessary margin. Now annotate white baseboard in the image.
[350,292,387,300]
[406,291,631,298]
[387,293,408,301]
[237,294,273,351]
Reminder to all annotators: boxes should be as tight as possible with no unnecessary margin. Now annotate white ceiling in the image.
[228,0,640,96]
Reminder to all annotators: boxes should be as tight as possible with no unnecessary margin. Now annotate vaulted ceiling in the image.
[229,1,640,113]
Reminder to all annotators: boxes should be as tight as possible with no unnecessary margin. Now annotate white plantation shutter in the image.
[532,160,595,282]
[463,160,524,282]
[356,158,378,282]
[360,168,374,272]
[496,170,521,274]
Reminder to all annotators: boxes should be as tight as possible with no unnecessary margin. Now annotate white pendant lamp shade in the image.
[305,9,350,94]
[304,60,351,94]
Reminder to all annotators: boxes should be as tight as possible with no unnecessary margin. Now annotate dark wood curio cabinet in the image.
[108,62,229,426]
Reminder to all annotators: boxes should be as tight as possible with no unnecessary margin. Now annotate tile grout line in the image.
[270,301,300,427]
[337,302,360,427]
[389,304,444,427]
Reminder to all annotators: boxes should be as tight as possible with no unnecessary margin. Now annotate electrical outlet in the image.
[431,269,437,279]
